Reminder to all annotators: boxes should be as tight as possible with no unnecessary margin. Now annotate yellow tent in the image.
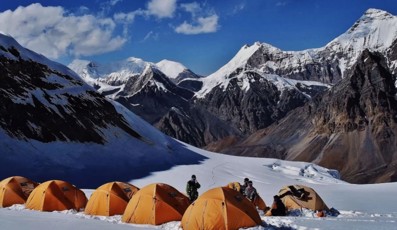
[226,182,242,192]
[181,187,262,230]
[85,181,139,216]
[277,185,329,211]
[26,180,87,212]
[122,183,190,225]
[0,176,38,207]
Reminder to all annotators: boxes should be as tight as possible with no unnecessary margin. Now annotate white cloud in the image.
[0,3,126,58]
[147,0,177,18]
[175,14,219,35]
[175,2,219,35]
[114,10,145,36]
[180,2,201,17]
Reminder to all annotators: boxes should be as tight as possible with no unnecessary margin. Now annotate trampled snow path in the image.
[1,204,396,230]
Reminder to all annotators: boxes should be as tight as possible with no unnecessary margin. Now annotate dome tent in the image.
[0,176,38,207]
[224,182,267,211]
[181,187,262,230]
[85,181,139,216]
[277,185,329,211]
[26,180,87,212]
[122,183,190,225]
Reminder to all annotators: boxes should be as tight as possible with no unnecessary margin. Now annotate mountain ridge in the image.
[0,32,206,188]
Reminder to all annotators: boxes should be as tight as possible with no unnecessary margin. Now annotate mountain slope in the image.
[0,33,205,188]
[222,50,397,183]
[155,106,242,147]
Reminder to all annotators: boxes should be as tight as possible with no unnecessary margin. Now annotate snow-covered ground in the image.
[1,144,396,229]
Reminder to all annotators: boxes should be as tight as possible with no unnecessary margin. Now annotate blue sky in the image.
[0,0,396,75]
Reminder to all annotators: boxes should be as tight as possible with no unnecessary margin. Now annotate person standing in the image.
[186,175,200,202]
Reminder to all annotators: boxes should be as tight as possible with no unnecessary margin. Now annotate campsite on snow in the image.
[1,1,397,229]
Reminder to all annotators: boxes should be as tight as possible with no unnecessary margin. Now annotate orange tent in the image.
[0,176,38,207]
[85,181,139,216]
[253,194,267,211]
[26,180,87,212]
[277,185,329,211]
[122,183,190,225]
[224,182,267,211]
[181,187,262,230]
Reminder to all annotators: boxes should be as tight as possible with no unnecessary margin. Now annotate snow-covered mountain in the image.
[69,57,239,147]
[69,58,201,90]
[115,65,194,123]
[186,8,397,146]
[0,32,205,188]
[197,9,397,98]
[67,8,397,151]
[68,58,149,94]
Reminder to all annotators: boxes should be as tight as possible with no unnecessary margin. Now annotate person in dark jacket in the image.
[269,195,287,216]
[186,175,201,202]
[241,178,249,195]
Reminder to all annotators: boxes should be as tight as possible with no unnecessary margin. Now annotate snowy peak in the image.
[69,57,201,89]
[69,57,148,81]
[363,8,394,19]
[127,64,193,98]
[328,8,397,51]
[155,59,188,79]
[155,59,202,85]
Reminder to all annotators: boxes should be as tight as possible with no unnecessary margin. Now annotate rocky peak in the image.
[220,50,397,183]
[313,49,397,134]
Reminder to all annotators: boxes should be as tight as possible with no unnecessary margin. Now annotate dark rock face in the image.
[0,50,142,144]
[195,71,326,134]
[246,46,343,84]
[222,50,397,183]
[387,39,397,74]
[155,106,241,147]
